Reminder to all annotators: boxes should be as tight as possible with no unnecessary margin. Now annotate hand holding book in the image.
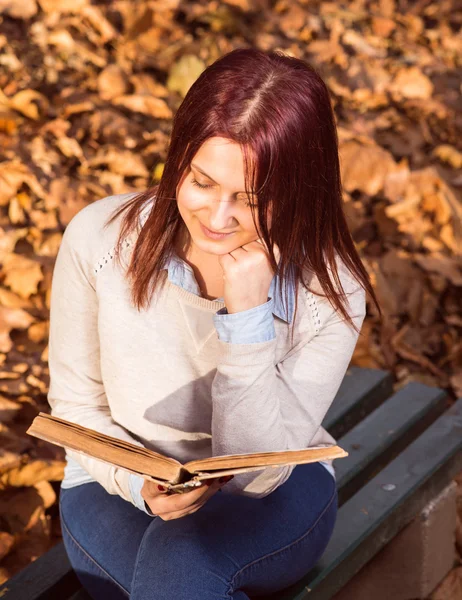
[142,475,234,519]
[26,412,348,495]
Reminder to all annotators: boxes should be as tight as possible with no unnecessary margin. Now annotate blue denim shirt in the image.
[163,250,296,341]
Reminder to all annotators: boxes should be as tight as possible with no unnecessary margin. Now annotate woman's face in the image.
[175,137,269,259]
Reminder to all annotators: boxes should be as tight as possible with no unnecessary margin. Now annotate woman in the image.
[52,48,381,599]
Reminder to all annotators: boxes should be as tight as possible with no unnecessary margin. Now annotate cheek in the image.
[244,217,259,239]
[178,186,205,212]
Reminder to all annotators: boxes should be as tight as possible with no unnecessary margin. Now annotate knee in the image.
[131,519,233,598]
[141,517,215,566]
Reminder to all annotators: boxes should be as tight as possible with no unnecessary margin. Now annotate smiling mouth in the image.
[201,223,236,235]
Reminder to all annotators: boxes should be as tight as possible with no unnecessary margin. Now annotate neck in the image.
[173,223,224,299]
[174,223,219,269]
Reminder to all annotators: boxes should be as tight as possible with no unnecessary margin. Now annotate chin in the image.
[196,239,236,254]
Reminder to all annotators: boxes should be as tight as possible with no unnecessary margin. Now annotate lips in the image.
[199,222,236,238]
[202,224,233,234]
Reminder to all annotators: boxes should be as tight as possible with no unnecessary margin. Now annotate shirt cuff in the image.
[128,473,156,516]
[213,298,276,344]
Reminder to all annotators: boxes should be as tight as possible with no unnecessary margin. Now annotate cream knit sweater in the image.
[48,192,366,502]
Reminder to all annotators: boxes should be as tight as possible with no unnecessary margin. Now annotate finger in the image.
[240,238,268,253]
[157,490,214,520]
[158,484,222,521]
[157,477,232,520]
[161,479,218,510]
[142,480,172,499]
[144,483,207,515]
[169,477,222,506]
[158,502,205,521]
[198,479,223,501]
[255,239,281,264]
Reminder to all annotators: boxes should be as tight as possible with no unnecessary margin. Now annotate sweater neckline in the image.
[167,279,226,312]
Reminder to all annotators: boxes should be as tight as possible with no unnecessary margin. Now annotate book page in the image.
[27,413,183,482]
[184,445,348,473]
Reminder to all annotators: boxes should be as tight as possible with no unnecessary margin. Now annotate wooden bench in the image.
[1,366,461,600]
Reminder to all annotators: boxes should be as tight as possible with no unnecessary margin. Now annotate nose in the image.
[207,196,238,231]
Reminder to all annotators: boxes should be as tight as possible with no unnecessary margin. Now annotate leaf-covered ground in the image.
[0,0,461,594]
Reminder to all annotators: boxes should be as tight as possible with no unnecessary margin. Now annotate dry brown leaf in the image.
[0,450,22,475]
[81,5,118,43]
[278,4,307,39]
[85,148,149,177]
[25,374,47,393]
[29,137,61,176]
[371,16,396,37]
[37,0,88,13]
[167,54,206,98]
[390,66,434,100]
[97,65,129,101]
[340,140,400,196]
[62,101,94,118]
[0,513,52,581]
[33,480,56,509]
[414,253,462,287]
[29,209,58,231]
[0,227,29,263]
[433,144,462,169]
[0,306,35,353]
[55,136,84,160]
[2,254,43,299]
[112,94,173,119]
[0,459,65,490]
[342,30,387,58]
[0,160,47,205]
[0,398,21,424]
[8,90,50,121]
[0,288,34,310]
[0,532,15,562]
[130,74,169,98]
[27,322,49,344]
[0,0,38,18]
[0,486,45,534]
[0,426,33,457]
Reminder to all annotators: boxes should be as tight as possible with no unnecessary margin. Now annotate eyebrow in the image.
[191,162,254,194]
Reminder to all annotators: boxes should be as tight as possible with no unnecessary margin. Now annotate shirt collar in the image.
[139,202,296,323]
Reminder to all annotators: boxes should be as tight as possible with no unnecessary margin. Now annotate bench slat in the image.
[323,367,394,439]
[335,381,447,504]
[68,590,92,600]
[259,396,462,600]
[0,541,81,600]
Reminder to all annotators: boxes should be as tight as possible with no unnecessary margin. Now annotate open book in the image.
[27,412,348,494]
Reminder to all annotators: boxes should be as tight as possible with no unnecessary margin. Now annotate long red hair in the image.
[104,47,381,342]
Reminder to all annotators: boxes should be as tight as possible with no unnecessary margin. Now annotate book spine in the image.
[171,466,192,485]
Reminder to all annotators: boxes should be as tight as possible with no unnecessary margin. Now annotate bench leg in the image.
[331,480,458,600]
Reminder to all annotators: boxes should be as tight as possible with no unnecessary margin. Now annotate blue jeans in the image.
[59,462,337,599]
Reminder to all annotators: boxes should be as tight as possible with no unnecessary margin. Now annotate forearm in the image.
[212,301,293,498]
[210,283,366,498]
[50,399,146,504]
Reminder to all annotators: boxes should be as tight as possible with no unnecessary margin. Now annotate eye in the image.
[238,194,258,208]
[191,178,213,189]
[192,177,258,207]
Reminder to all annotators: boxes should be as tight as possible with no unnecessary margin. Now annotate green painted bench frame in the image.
[1,366,461,600]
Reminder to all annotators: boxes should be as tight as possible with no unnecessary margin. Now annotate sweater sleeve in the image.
[211,274,366,499]
[46,208,148,509]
